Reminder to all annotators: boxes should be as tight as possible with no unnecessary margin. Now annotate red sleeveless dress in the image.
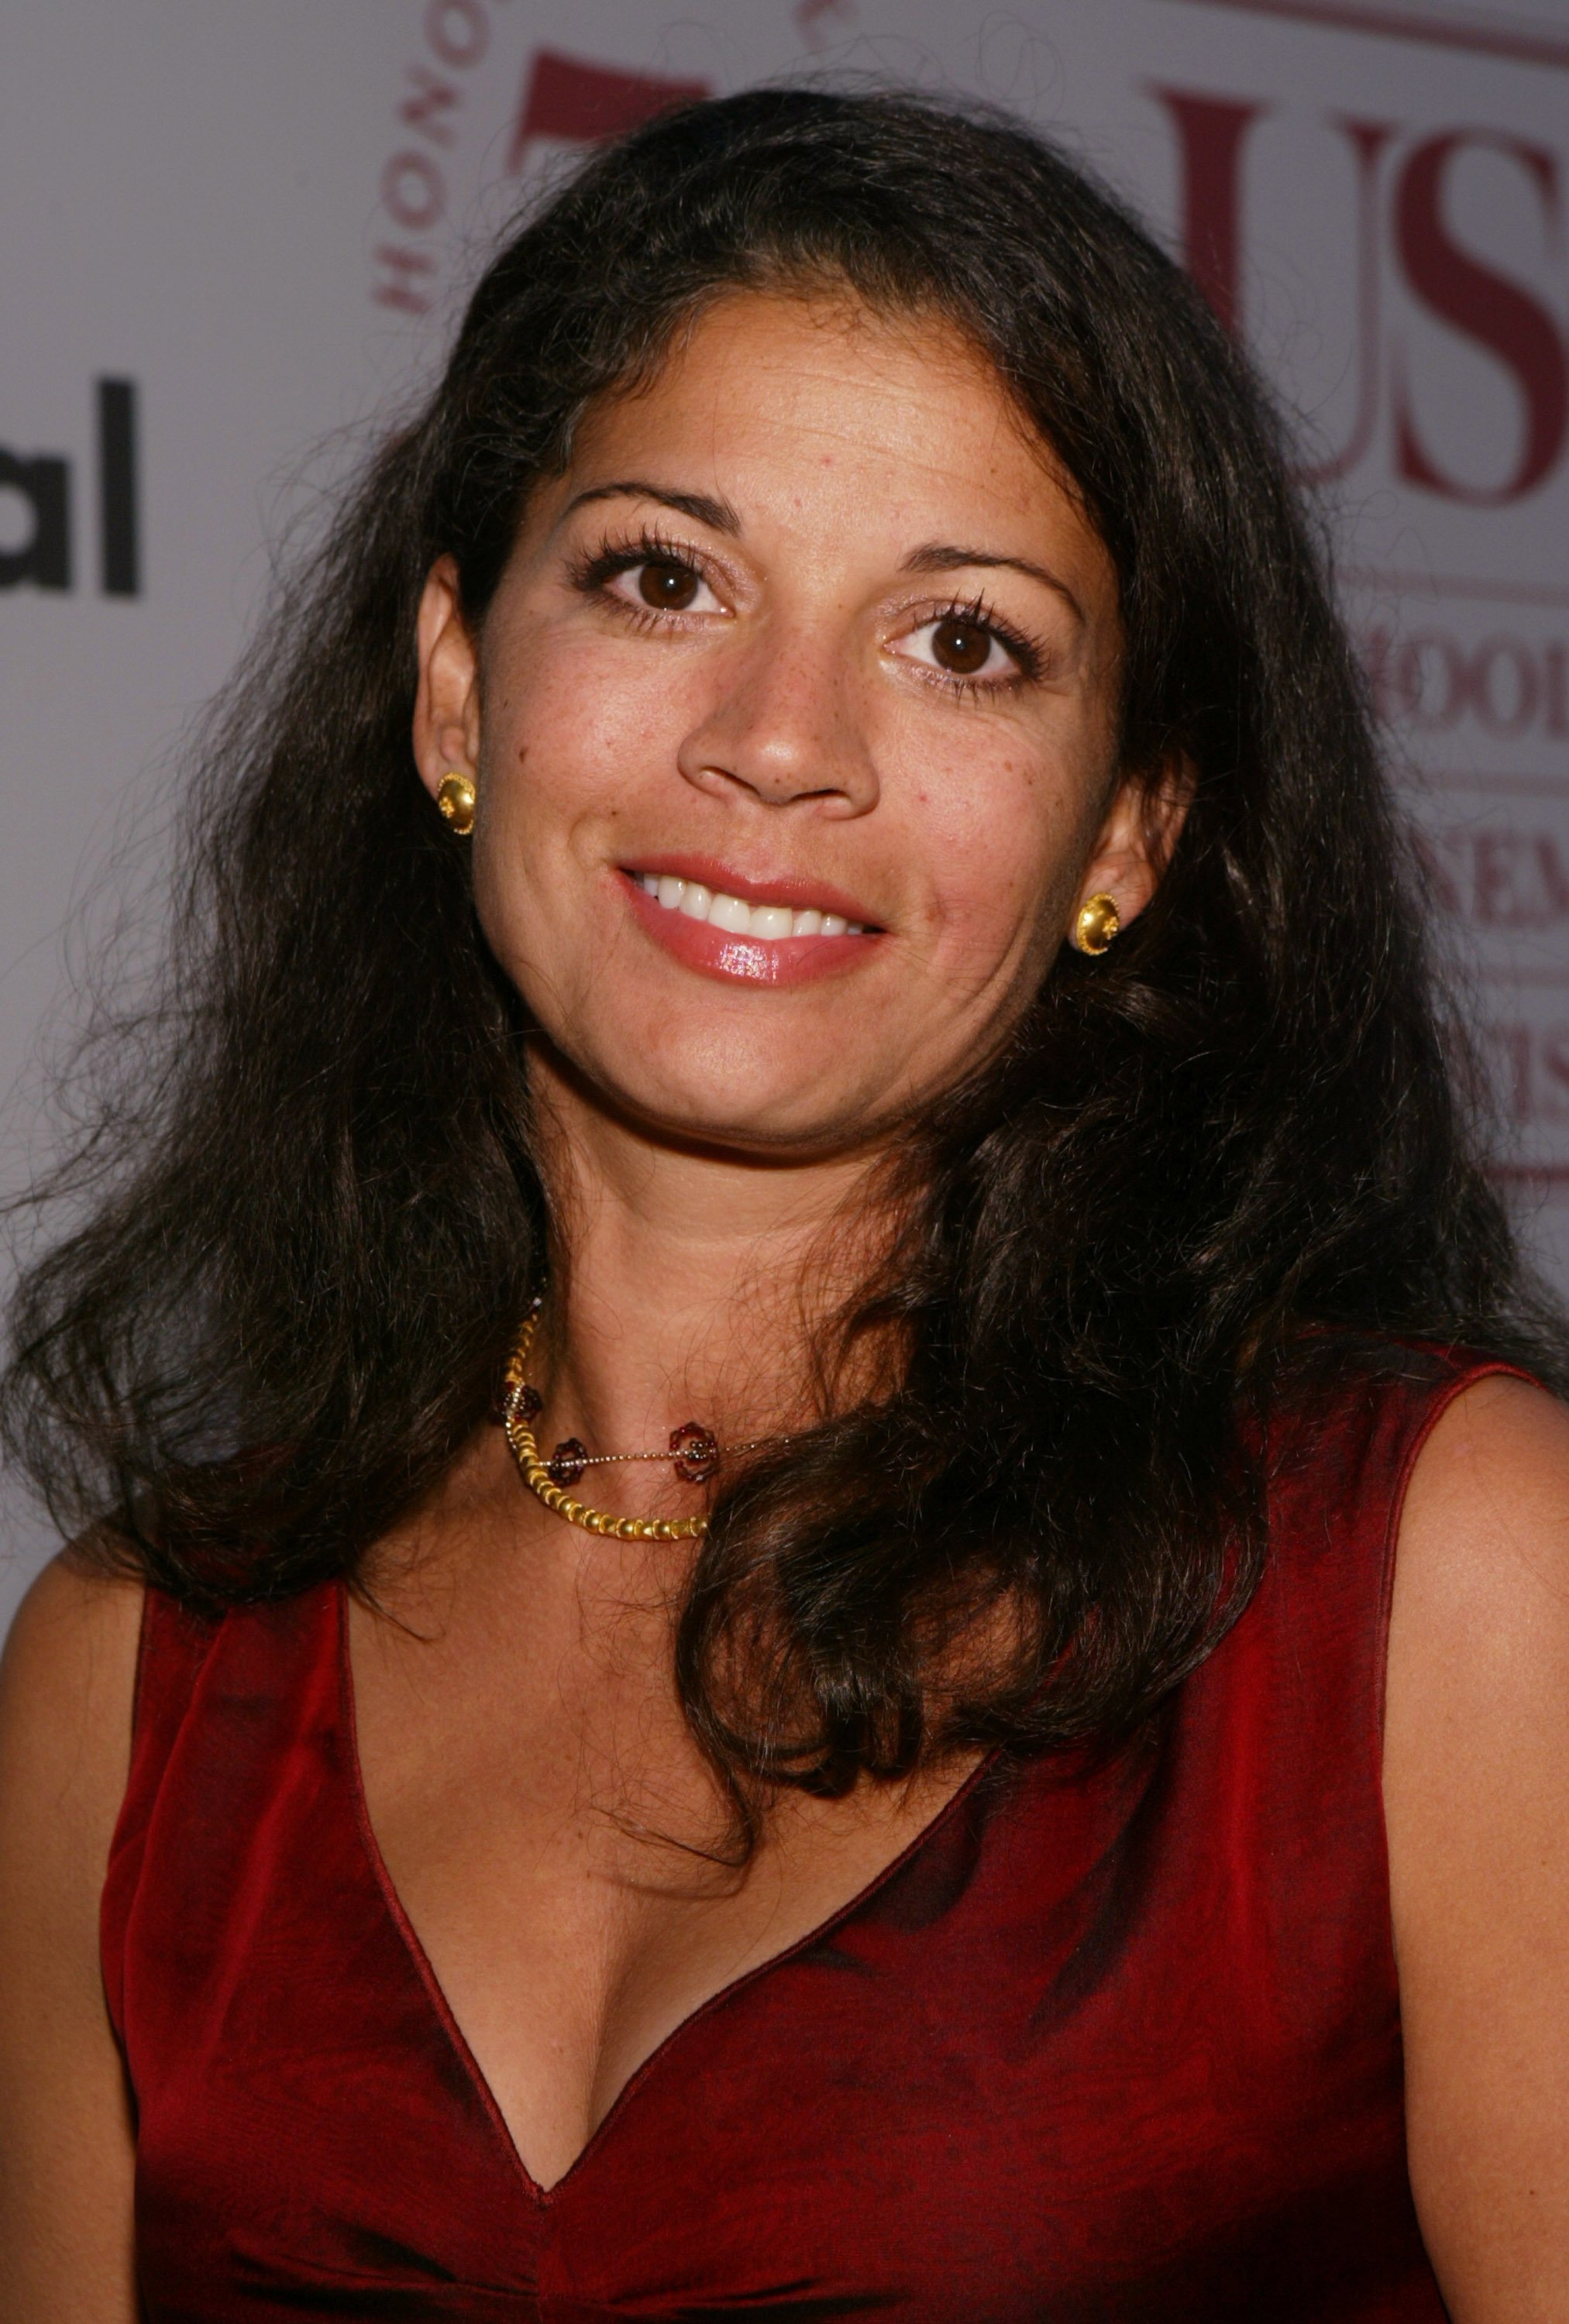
[102,1342,1500,2321]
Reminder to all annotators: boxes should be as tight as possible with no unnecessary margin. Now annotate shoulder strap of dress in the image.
[1266,1339,1533,1505]
[103,1583,344,2040]
[129,1583,221,1765]
[102,1587,223,2043]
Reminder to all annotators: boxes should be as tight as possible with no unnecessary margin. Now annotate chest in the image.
[344,1569,975,2191]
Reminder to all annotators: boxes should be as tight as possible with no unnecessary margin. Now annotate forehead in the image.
[563,287,1110,583]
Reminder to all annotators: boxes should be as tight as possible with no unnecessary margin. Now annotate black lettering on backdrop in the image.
[0,377,141,597]
[0,450,71,590]
[98,379,139,597]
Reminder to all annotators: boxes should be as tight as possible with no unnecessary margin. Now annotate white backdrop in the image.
[4,0,1568,1626]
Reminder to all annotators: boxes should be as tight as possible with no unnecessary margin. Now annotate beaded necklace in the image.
[500,1306,780,1542]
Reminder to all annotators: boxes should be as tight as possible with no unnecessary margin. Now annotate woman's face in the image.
[416,290,1172,1159]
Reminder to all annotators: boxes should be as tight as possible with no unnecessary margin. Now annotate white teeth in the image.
[635,875,869,940]
[708,892,754,935]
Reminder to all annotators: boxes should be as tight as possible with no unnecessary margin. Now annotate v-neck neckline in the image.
[335,1579,1000,2202]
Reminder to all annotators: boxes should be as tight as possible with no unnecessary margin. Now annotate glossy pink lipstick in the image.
[617,859,883,988]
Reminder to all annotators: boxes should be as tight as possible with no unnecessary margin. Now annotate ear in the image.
[412,555,481,805]
[1068,755,1193,942]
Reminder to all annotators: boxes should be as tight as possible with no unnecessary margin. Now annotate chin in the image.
[585,1055,888,1159]
[529,995,920,1157]
[632,1087,873,1158]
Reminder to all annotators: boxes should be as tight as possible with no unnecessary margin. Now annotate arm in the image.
[1386,1373,1569,2322]
[0,1555,143,2323]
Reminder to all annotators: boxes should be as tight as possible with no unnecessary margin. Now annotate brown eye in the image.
[930,616,993,675]
[638,559,700,610]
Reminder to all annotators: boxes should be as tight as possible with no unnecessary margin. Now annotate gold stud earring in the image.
[1072,892,1121,955]
[435,770,476,835]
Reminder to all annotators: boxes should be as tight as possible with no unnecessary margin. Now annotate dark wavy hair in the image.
[5,88,1561,1808]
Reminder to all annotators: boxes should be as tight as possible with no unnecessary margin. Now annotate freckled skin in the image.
[417,291,1161,1160]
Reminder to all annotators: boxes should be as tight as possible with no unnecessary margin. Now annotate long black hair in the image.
[5,88,1560,1807]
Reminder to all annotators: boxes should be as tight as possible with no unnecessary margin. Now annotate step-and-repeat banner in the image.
[3,0,1567,1611]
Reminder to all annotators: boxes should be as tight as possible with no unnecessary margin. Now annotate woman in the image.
[0,86,1565,2321]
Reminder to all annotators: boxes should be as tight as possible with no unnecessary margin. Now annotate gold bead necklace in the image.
[500,1306,778,1542]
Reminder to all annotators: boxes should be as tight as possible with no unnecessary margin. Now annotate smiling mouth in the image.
[630,871,872,940]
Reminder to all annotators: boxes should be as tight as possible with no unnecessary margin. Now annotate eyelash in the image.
[921,593,1043,696]
[567,526,707,626]
[566,528,1044,695]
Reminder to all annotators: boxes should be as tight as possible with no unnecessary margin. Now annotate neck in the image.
[524,1056,891,1487]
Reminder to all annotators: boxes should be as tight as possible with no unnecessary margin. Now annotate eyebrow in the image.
[563,479,743,534]
[560,486,1085,621]
[901,542,1084,621]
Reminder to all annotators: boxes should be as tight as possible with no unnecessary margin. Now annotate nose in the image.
[675,620,880,817]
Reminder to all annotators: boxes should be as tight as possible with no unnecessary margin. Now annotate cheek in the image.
[470,628,700,1002]
[889,730,1092,978]
[480,627,687,831]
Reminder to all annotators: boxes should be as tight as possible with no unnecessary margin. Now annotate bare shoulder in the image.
[0,1552,143,2323]
[0,1545,144,2003]
[1389,1371,1569,1782]
[1399,1367,1569,1593]
[1386,1372,1569,2319]
[0,1549,144,1807]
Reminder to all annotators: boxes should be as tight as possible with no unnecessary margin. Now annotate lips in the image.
[618,863,882,987]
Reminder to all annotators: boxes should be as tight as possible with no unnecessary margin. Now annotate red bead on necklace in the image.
[669,1422,721,1483]
[545,1438,588,1487]
[542,1419,724,1487]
